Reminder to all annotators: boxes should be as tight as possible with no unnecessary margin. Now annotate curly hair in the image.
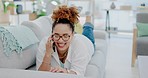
[51,5,80,33]
[51,5,79,24]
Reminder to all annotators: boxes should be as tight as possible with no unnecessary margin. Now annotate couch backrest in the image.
[136,13,148,23]
[21,16,53,41]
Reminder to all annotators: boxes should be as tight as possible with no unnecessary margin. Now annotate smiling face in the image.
[52,23,74,53]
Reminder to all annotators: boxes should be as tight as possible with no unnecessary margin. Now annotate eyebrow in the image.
[53,33,70,35]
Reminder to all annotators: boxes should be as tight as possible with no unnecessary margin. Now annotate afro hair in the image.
[51,5,80,24]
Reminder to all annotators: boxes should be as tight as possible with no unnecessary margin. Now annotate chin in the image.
[58,46,67,51]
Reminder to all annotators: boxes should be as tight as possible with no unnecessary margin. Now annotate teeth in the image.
[58,43,65,47]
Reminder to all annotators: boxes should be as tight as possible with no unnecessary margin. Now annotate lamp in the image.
[45,0,60,15]
[77,6,83,13]
[110,0,117,9]
[51,0,60,5]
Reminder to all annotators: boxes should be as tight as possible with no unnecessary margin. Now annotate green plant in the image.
[37,9,46,18]
[35,0,60,18]
[2,1,15,13]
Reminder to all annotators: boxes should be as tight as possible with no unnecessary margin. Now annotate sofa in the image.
[0,16,108,78]
[131,13,148,67]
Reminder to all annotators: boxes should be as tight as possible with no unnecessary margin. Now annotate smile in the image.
[57,43,66,48]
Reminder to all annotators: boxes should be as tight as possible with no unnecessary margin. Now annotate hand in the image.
[49,67,67,73]
[46,37,54,54]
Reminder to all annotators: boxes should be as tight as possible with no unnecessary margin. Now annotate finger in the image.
[50,67,56,72]
[49,67,54,72]
[46,38,54,47]
[56,69,63,73]
[55,67,62,73]
[51,68,59,73]
[47,37,53,43]
[49,67,52,72]
[55,67,65,73]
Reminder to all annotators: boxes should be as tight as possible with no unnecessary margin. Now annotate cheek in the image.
[65,42,70,46]
[65,38,73,47]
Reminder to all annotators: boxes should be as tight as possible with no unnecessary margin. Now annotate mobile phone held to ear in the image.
[51,35,55,52]
[53,42,55,52]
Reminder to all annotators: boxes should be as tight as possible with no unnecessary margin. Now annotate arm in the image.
[70,51,91,75]
[70,35,94,75]
[38,50,52,71]
[36,37,53,71]
[131,24,138,67]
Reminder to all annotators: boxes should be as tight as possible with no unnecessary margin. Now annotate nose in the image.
[58,37,64,42]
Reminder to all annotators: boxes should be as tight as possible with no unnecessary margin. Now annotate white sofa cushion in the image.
[21,16,52,41]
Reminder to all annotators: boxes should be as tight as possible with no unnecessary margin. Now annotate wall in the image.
[94,0,141,32]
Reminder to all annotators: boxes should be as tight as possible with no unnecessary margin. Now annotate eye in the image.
[53,34,59,38]
[63,34,70,39]
[63,34,70,38]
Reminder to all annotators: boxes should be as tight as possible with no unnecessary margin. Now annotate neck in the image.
[58,50,68,63]
[57,49,68,56]
[58,50,68,56]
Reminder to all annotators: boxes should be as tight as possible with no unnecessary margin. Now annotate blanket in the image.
[0,25,39,56]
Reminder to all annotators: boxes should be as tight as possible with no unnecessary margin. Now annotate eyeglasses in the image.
[52,33,71,41]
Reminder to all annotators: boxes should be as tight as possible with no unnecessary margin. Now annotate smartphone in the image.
[52,42,55,52]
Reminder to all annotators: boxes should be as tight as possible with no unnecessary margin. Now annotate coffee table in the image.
[138,56,148,78]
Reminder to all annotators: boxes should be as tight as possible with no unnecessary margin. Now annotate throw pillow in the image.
[136,23,148,37]
[74,22,83,34]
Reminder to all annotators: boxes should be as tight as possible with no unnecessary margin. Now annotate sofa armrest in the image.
[131,24,138,67]
[133,25,138,38]
[93,30,108,40]
[0,68,85,78]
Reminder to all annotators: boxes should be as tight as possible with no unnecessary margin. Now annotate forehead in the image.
[53,24,72,34]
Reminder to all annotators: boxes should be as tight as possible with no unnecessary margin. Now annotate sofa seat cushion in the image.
[137,37,148,55]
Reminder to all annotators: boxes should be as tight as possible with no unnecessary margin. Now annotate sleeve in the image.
[70,36,94,76]
[36,37,48,70]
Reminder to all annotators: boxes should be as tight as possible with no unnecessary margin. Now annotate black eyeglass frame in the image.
[52,33,71,42]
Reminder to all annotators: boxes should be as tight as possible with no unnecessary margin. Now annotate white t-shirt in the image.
[36,34,94,76]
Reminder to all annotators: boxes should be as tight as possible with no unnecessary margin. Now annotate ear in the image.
[72,32,74,36]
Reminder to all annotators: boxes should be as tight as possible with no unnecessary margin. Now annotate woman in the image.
[36,5,95,76]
